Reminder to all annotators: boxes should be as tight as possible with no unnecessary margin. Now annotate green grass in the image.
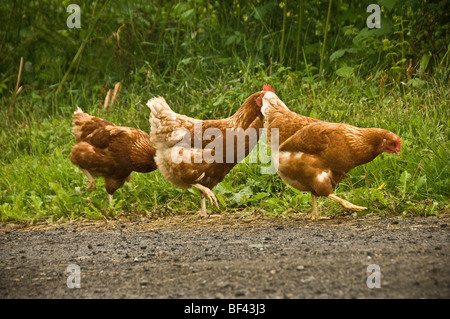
[1,1,448,222]
[0,63,448,222]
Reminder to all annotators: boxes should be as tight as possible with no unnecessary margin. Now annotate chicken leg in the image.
[308,193,367,220]
[199,193,210,218]
[308,193,330,220]
[328,194,367,211]
[81,169,96,191]
[193,183,219,217]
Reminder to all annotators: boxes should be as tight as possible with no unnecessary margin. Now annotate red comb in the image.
[263,84,275,93]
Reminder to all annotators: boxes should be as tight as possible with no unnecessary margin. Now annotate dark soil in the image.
[0,212,449,299]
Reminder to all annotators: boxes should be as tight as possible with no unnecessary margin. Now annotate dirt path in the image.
[0,212,449,299]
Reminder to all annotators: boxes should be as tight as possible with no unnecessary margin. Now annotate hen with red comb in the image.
[261,89,401,220]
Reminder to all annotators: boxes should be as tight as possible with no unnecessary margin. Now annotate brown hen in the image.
[146,87,272,217]
[69,108,157,204]
[261,91,401,219]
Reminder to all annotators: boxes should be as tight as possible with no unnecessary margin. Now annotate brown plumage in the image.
[69,108,157,204]
[261,91,401,219]
[147,88,270,217]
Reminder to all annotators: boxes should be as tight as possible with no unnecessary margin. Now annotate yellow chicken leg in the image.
[308,194,330,220]
[328,194,367,211]
[193,183,219,218]
[108,194,113,206]
[81,169,96,191]
[199,193,207,218]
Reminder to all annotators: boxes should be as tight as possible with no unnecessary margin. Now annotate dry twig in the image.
[8,56,24,113]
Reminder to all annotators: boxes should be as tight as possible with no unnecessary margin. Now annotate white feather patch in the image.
[293,152,303,159]
[279,151,303,160]
[261,91,289,116]
[279,151,291,158]
[316,171,329,183]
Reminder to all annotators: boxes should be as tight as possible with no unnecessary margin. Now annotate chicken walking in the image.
[147,86,274,217]
[261,90,401,220]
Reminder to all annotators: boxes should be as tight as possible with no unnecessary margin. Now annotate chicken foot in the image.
[308,193,367,220]
[81,169,96,191]
[193,183,219,218]
[328,194,367,212]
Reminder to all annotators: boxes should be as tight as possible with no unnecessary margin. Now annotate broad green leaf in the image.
[335,66,354,78]
[418,52,431,76]
[329,49,346,63]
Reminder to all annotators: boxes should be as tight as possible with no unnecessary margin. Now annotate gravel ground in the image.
[0,212,449,299]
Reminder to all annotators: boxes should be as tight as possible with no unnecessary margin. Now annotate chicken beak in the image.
[395,150,401,157]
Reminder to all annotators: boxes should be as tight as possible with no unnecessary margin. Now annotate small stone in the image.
[301,275,315,283]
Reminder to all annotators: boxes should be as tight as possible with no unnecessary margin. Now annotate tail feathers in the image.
[147,96,172,119]
[71,107,94,141]
[72,107,92,124]
[147,96,192,146]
